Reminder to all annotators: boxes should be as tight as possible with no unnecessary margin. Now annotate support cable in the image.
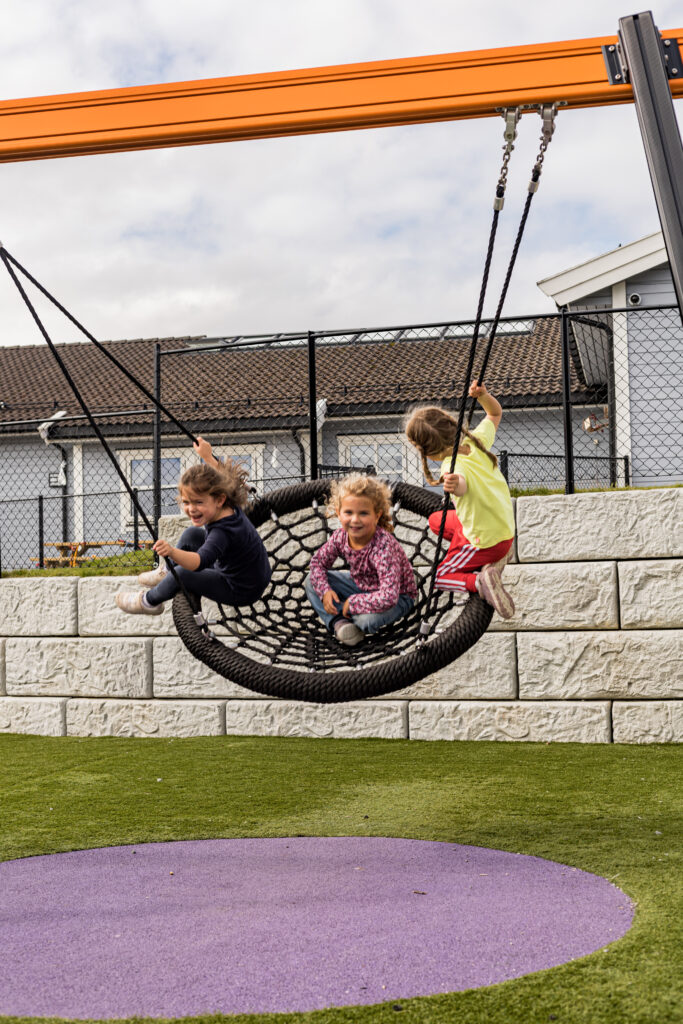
[0,246,198,445]
[0,248,207,630]
[420,104,557,638]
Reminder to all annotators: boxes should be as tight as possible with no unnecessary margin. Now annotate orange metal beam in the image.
[1,30,682,163]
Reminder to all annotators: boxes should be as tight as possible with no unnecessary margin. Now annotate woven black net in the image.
[173,480,493,702]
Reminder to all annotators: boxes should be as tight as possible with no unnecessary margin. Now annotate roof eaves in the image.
[537,232,667,306]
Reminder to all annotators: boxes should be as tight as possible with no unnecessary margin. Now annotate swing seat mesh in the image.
[172,479,493,703]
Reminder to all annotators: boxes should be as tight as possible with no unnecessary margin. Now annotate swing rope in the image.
[420,104,558,637]
[0,246,206,624]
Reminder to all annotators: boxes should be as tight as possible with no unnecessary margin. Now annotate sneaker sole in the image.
[335,623,364,646]
[478,568,515,620]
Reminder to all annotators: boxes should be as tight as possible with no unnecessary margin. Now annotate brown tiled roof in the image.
[0,319,597,438]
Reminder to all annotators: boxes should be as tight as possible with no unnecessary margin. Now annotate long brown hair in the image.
[178,460,250,510]
[328,473,394,533]
[404,405,498,485]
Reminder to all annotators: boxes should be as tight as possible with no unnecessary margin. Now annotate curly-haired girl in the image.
[304,473,417,646]
[116,444,271,616]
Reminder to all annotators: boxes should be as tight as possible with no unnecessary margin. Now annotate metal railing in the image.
[0,303,680,574]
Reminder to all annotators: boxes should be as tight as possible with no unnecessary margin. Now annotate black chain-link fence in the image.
[0,305,681,575]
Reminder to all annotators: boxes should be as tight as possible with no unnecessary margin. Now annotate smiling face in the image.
[338,493,381,549]
[180,487,227,527]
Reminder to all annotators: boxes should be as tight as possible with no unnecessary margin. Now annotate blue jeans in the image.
[304,570,414,634]
[147,527,267,608]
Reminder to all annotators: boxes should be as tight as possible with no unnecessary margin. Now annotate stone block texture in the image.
[409,700,611,743]
[79,578,175,636]
[153,638,263,698]
[517,489,683,562]
[489,562,618,631]
[390,633,517,699]
[612,701,683,744]
[2,489,681,742]
[518,631,683,700]
[225,700,408,739]
[0,578,78,636]
[6,638,153,698]
[0,697,67,736]
[618,560,683,628]
[66,699,225,737]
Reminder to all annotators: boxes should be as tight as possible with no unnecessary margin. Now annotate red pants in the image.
[428,510,513,594]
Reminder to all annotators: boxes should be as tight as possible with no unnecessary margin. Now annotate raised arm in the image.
[469,380,502,429]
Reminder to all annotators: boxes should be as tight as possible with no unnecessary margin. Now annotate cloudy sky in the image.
[0,0,681,347]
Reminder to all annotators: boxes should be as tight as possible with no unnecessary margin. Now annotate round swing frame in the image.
[172,479,493,703]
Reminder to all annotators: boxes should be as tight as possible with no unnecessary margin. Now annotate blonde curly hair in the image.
[328,473,394,534]
[178,459,250,511]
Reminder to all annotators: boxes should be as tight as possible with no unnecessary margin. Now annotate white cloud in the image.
[0,0,681,348]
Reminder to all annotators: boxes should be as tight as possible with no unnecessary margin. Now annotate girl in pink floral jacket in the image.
[304,474,417,647]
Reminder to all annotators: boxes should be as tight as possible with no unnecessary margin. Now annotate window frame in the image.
[336,432,423,485]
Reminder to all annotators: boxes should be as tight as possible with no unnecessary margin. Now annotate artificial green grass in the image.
[0,734,681,1024]
[5,550,154,578]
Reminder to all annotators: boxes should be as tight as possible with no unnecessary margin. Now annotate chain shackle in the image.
[528,103,558,192]
[495,107,521,208]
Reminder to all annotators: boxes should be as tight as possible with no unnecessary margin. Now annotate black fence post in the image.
[133,488,140,551]
[307,330,319,480]
[560,308,575,495]
[38,494,45,569]
[623,455,631,488]
[499,449,509,483]
[153,343,162,535]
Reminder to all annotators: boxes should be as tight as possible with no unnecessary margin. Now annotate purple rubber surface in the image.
[0,837,632,1019]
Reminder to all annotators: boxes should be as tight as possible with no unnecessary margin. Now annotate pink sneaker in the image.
[333,619,364,646]
[138,564,167,587]
[115,590,164,616]
[475,565,515,620]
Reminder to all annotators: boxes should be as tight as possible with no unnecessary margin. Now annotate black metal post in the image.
[560,308,575,494]
[133,488,140,550]
[307,330,319,480]
[38,494,45,568]
[499,449,509,483]
[152,343,162,535]
[618,12,683,321]
[606,334,618,487]
[624,455,631,487]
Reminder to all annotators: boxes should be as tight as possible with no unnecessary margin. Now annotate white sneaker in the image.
[116,590,164,616]
[138,564,167,587]
[333,619,364,646]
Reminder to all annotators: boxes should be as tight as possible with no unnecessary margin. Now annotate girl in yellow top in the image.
[405,382,515,619]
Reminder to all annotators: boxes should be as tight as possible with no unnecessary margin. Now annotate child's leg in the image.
[146,566,241,607]
[435,538,513,594]
[428,509,464,543]
[304,570,361,631]
[351,594,415,635]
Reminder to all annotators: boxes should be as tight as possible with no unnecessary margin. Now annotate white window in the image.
[118,448,191,532]
[211,443,265,493]
[118,443,266,532]
[337,434,422,485]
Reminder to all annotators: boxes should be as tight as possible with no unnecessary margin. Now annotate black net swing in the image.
[0,104,557,703]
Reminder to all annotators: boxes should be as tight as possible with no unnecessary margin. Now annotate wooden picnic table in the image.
[45,540,125,567]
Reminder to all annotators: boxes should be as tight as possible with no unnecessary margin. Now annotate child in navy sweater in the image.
[116,450,271,616]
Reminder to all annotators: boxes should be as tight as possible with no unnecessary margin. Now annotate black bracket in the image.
[602,34,682,85]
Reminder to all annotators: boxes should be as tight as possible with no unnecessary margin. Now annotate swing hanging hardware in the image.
[528,103,559,192]
[494,107,521,208]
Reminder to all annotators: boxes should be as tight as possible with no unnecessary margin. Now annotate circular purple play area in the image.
[0,837,632,1018]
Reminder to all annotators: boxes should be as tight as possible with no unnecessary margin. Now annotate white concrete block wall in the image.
[0,489,681,743]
